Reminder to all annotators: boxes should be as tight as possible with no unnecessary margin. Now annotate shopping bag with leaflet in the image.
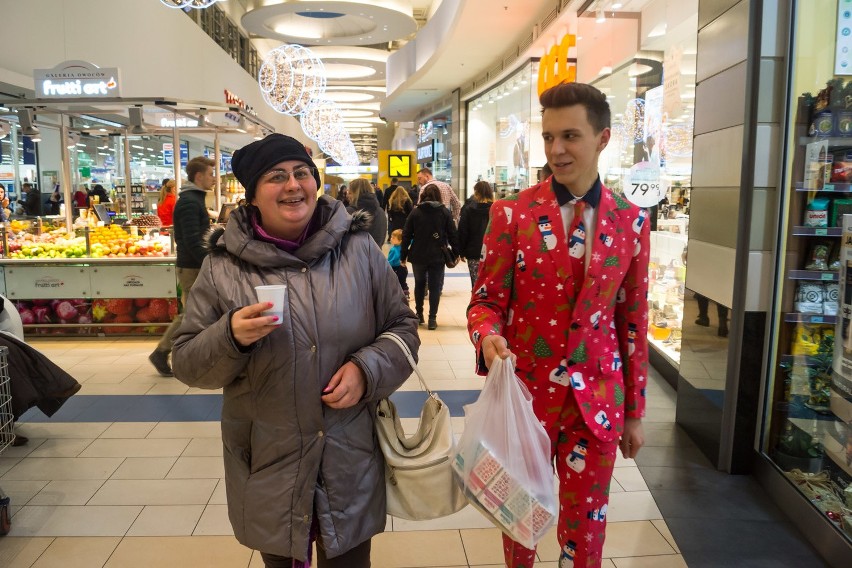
[452,356,557,549]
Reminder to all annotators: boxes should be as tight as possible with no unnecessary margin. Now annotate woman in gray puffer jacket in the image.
[172,134,419,568]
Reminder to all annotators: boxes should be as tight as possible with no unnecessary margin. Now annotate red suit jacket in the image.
[468,179,650,442]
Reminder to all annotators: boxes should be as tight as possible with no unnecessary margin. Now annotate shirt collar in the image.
[551,176,602,208]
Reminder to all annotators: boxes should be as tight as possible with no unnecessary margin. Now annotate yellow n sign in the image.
[389,154,411,177]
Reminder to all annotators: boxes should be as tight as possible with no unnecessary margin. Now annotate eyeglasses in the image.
[260,166,316,186]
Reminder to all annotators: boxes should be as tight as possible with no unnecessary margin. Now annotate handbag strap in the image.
[377,331,434,397]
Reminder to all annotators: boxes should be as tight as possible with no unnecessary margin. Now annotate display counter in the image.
[0,255,178,337]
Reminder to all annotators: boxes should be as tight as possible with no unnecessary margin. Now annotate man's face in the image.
[195,166,216,191]
[542,104,609,192]
[417,171,429,186]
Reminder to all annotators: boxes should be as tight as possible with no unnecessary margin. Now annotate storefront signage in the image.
[180,142,189,167]
[417,140,436,165]
[538,34,576,96]
[160,115,198,128]
[163,143,174,166]
[33,60,121,98]
[663,47,683,117]
[224,89,258,123]
[5,266,91,299]
[92,264,175,298]
[388,154,412,177]
[836,3,852,75]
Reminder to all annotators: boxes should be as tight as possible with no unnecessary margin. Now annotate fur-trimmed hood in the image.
[204,195,372,267]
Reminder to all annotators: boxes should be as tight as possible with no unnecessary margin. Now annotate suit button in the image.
[310,345,317,353]
[301,267,307,273]
[303,514,310,523]
[318,430,324,437]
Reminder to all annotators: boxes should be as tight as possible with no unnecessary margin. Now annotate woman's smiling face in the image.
[251,160,318,240]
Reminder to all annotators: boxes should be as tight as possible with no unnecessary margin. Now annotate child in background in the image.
[388,229,410,301]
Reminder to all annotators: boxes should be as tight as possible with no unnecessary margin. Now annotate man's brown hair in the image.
[186,156,216,185]
[540,82,611,133]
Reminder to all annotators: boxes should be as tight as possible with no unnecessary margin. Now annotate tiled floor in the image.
[1,267,688,567]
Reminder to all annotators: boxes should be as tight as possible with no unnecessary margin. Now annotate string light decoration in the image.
[622,98,646,143]
[663,122,694,157]
[301,98,342,143]
[259,44,326,116]
[160,0,223,9]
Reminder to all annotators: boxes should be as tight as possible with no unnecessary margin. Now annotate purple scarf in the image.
[250,208,317,253]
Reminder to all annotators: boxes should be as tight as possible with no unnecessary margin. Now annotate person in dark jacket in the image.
[149,156,215,376]
[22,183,40,216]
[401,184,460,329]
[346,178,388,247]
[386,185,413,238]
[88,184,110,204]
[172,133,418,568]
[382,177,399,211]
[457,180,494,285]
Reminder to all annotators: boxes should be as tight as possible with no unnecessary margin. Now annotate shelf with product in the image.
[646,229,687,365]
[767,88,852,543]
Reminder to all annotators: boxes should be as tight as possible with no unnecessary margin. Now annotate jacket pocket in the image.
[597,352,623,376]
[221,419,252,541]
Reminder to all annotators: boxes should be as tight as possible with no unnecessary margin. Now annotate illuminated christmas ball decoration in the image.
[160,0,223,9]
[301,98,343,143]
[664,123,694,157]
[259,44,326,116]
[622,98,646,143]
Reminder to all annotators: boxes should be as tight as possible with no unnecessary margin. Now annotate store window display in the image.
[467,62,543,199]
[765,0,852,546]
[580,0,697,366]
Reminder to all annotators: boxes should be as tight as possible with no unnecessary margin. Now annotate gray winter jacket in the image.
[172,195,419,560]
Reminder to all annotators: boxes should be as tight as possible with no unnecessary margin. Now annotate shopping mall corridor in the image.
[0,267,825,567]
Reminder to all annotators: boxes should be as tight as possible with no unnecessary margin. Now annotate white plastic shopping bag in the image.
[452,357,557,548]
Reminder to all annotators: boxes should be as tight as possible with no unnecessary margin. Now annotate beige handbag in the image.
[376,332,467,520]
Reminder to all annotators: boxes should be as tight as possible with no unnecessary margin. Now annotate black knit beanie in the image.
[231,133,321,202]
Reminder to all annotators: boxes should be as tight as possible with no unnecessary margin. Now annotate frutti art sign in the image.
[538,34,577,95]
[33,60,121,98]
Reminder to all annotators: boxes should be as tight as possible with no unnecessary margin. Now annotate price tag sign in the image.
[816,228,828,236]
[624,162,667,208]
[821,272,835,281]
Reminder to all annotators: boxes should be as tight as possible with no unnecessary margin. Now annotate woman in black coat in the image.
[401,185,459,330]
[386,186,413,238]
[346,178,388,247]
[457,180,494,286]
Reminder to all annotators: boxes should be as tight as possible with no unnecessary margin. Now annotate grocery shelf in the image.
[791,226,843,237]
[794,181,852,192]
[787,270,839,281]
[783,313,838,324]
[798,136,852,147]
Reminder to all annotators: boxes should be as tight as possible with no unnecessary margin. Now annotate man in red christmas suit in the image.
[467,82,650,568]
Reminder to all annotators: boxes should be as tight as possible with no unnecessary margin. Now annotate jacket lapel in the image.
[528,181,573,302]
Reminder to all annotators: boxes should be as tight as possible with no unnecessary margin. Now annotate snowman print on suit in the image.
[538,215,558,250]
[559,541,578,568]
[549,359,570,386]
[567,438,589,473]
[587,503,608,522]
[594,410,612,431]
[627,322,637,355]
[568,221,586,260]
[633,209,648,257]
[516,250,527,272]
[590,310,602,330]
[599,232,613,247]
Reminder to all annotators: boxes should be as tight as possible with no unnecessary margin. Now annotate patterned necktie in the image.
[567,199,586,296]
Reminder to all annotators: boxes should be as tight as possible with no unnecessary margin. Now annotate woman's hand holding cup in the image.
[231,302,280,347]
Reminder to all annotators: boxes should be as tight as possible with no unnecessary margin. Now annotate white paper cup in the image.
[255,284,287,325]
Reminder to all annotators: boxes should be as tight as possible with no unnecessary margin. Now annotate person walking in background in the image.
[467,82,650,568]
[346,178,387,247]
[171,133,418,568]
[156,179,177,227]
[407,184,419,205]
[21,183,40,216]
[88,184,110,204]
[401,184,459,330]
[383,177,400,212]
[149,156,215,376]
[387,229,409,301]
[417,167,460,224]
[386,185,413,239]
[47,185,62,215]
[0,188,10,222]
[72,186,88,208]
[457,180,494,286]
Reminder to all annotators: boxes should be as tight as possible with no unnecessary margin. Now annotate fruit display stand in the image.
[0,223,178,337]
